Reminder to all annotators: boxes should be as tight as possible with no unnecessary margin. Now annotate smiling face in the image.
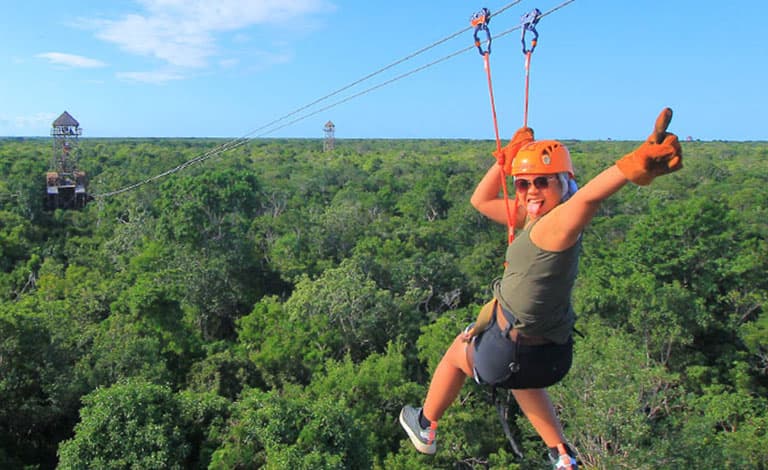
[514,174,563,219]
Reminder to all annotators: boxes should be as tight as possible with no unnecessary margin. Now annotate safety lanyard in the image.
[521,8,542,127]
[471,8,516,244]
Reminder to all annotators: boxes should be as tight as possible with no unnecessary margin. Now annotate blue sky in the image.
[1,0,765,140]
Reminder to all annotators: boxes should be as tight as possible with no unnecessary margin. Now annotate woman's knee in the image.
[444,334,473,376]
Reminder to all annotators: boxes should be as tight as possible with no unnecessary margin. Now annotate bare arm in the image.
[557,165,628,232]
[535,165,629,250]
[537,108,682,250]
[470,164,525,227]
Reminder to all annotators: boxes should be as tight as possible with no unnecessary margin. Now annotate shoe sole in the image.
[399,408,436,455]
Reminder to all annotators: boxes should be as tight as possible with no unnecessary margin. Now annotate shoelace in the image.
[555,454,577,470]
[554,443,576,469]
[425,422,437,444]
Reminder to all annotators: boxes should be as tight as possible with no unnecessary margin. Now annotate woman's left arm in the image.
[548,108,683,247]
[550,165,629,243]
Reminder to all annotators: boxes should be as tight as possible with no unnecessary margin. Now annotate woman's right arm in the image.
[472,127,535,227]
[470,164,522,226]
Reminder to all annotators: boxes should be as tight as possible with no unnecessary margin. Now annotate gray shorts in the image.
[470,316,573,389]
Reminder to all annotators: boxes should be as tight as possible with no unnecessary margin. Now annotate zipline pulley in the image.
[471,8,492,56]
[520,8,542,54]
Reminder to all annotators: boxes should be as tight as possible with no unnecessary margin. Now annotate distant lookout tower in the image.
[45,111,89,210]
[323,120,335,152]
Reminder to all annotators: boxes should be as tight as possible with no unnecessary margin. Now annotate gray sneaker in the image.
[549,444,578,470]
[399,405,437,455]
[552,454,578,470]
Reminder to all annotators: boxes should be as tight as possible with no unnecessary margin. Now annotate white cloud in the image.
[88,0,333,69]
[37,52,106,68]
[14,112,59,128]
[94,14,215,68]
[136,0,332,30]
[0,112,59,135]
[219,58,240,68]
[116,70,186,84]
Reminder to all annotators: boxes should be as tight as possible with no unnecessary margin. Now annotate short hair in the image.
[558,172,578,202]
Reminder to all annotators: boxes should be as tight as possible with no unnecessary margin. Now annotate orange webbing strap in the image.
[471,8,516,244]
[483,53,517,244]
[515,9,543,242]
[521,8,541,128]
[466,299,497,338]
[523,51,533,128]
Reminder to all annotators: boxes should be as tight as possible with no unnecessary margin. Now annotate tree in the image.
[282,258,407,363]
[75,273,202,388]
[0,210,34,273]
[152,169,276,340]
[674,384,768,467]
[186,343,265,400]
[209,387,368,470]
[551,317,680,468]
[0,137,766,469]
[156,168,262,250]
[306,343,423,461]
[74,313,173,389]
[0,303,83,468]
[58,380,229,470]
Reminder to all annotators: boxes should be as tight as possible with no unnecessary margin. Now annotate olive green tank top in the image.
[491,218,581,344]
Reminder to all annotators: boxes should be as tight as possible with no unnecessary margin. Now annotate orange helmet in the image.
[511,140,574,177]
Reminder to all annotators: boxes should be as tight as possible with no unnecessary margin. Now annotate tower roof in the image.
[53,111,79,128]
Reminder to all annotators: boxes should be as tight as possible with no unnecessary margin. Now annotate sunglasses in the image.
[513,175,557,192]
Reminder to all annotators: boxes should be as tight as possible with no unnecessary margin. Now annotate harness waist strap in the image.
[495,303,552,346]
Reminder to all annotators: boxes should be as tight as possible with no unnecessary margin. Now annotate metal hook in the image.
[471,8,492,55]
[521,8,542,54]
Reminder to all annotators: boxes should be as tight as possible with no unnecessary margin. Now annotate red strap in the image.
[480,52,516,244]
[523,51,532,128]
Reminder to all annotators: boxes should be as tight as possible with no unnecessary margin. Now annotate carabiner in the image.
[520,8,542,54]
[471,7,492,56]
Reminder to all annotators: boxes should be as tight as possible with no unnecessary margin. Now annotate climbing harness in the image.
[467,300,525,459]
[471,7,517,244]
[492,388,525,459]
[521,8,542,127]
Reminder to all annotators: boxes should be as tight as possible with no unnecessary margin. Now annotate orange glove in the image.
[493,127,534,175]
[616,108,683,186]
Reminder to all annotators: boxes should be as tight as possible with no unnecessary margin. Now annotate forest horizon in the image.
[1,137,766,469]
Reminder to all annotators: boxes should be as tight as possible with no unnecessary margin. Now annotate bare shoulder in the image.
[528,204,581,252]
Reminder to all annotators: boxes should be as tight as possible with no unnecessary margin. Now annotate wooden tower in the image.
[323,120,335,152]
[45,111,89,210]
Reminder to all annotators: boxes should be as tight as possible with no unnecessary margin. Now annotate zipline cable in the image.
[93,1,527,199]
[93,0,575,199]
[242,0,525,139]
[233,1,575,140]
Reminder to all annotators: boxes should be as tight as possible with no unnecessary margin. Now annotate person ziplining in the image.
[400,7,683,470]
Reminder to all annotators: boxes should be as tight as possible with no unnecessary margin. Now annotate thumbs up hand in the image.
[616,108,683,186]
